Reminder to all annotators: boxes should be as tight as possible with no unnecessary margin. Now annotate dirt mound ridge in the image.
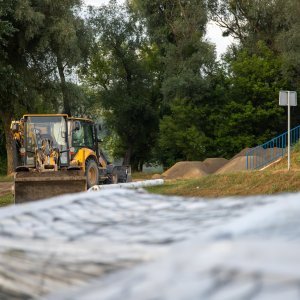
[203,158,228,173]
[216,155,260,174]
[232,147,252,159]
[160,147,282,179]
[162,161,208,180]
[152,174,163,179]
[251,147,283,159]
[234,147,283,158]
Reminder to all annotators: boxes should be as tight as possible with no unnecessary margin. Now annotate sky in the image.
[83,0,234,59]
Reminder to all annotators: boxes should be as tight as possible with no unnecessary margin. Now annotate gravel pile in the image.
[162,161,209,180]
[158,147,284,179]
[203,158,228,173]
[216,155,257,174]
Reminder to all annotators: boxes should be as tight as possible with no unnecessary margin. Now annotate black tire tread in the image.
[85,158,99,189]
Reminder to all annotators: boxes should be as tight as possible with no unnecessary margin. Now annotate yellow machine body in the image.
[11,114,130,203]
[70,148,98,171]
[11,114,87,203]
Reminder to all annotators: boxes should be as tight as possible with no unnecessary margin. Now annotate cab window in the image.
[72,122,94,149]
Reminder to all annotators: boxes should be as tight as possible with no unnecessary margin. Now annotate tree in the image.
[158,98,211,166]
[35,0,91,115]
[0,1,14,174]
[84,1,160,169]
[207,0,300,155]
[0,0,48,174]
[214,42,287,157]
[132,0,217,165]
[0,0,90,174]
[208,0,287,53]
[0,1,14,45]
[277,0,300,91]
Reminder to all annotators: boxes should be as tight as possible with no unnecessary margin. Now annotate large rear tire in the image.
[106,171,118,184]
[85,158,99,189]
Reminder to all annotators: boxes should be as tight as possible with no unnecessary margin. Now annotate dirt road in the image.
[0,182,12,196]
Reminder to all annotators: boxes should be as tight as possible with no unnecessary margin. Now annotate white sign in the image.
[279,91,297,106]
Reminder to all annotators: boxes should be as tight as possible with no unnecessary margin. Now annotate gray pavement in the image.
[0,188,299,299]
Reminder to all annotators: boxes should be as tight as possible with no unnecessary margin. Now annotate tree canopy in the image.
[2,0,300,173]
[0,0,90,173]
[83,1,160,169]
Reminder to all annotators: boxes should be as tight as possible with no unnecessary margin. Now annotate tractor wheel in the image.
[106,171,118,184]
[85,158,99,189]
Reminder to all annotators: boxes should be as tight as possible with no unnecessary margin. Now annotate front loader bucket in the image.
[14,170,87,204]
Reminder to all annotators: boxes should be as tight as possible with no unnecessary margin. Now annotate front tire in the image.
[85,158,99,189]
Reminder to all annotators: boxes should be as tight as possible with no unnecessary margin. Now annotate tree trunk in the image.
[2,112,14,175]
[138,160,144,172]
[123,146,132,166]
[57,56,71,116]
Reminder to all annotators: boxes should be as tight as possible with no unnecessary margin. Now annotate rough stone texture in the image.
[0,189,299,299]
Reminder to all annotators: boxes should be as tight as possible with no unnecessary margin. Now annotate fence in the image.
[246,125,300,170]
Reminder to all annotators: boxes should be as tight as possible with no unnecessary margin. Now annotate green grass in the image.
[147,149,300,198]
[0,193,13,207]
[147,170,300,198]
[132,172,157,181]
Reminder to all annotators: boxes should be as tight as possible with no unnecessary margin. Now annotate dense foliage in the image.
[83,2,160,170]
[1,0,300,172]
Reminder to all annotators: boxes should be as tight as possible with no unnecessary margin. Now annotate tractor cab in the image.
[11,114,86,203]
[68,117,109,186]
[69,118,97,154]
[13,114,70,170]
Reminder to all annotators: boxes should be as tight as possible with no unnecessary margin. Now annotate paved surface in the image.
[0,188,299,299]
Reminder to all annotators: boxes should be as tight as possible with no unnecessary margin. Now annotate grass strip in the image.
[0,175,13,182]
[0,193,14,207]
[147,170,300,198]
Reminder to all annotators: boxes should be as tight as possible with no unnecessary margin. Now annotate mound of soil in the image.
[238,147,284,158]
[203,158,228,174]
[162,161,208,180]
[231,147,252,159]
[257,147,283,159]
[152,174,163,179]
[216,156,260,174]
[160,147,284,179]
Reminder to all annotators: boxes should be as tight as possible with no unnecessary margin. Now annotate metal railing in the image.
[246,125,300,170]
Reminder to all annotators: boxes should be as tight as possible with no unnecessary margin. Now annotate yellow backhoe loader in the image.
[11,114,131,203]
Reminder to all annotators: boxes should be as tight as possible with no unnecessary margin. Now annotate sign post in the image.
[279,91,297,170]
